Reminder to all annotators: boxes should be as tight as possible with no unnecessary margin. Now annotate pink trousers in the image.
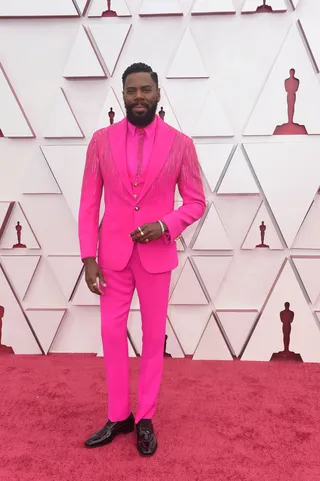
[100,246,171,424]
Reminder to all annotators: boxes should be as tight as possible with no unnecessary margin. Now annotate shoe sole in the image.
[85,425,135,448]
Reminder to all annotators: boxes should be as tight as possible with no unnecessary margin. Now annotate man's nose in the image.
[134,90,145,100]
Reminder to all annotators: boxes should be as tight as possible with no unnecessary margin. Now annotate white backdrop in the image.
[1,0,320,362]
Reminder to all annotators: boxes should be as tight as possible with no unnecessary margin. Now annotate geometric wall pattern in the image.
[2,0,320,363]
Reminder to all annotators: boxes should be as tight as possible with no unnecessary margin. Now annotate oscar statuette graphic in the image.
[164,334,172,358]
[270,302,302,361]
[256,0,273,12]
[158,107,166,120]
[0,306,14,354]
[108,107,115,125]
[256,221,270,248]
[274,69,308,135]
[102,0,117,17]
[12,221,27,248]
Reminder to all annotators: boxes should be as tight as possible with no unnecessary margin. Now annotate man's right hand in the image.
[83,258,106,295]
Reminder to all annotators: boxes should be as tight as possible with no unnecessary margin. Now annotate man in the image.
[78,62,206,456]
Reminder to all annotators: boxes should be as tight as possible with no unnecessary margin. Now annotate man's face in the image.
[123,72,160,127]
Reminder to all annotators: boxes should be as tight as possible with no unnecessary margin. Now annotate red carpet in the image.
[1,355,320,481]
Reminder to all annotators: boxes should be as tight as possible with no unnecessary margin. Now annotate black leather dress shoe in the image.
[85,413,134,448]
[136,419,158,456]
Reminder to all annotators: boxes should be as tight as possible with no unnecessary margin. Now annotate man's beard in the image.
[125,100,158,127]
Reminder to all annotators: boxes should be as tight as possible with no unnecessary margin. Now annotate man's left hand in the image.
[130,222,167,244]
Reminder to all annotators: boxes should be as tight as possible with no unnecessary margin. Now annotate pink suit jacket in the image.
[78,116,206,274]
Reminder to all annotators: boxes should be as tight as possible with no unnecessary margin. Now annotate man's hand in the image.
[130,222,167,244]
[83,258,106,295]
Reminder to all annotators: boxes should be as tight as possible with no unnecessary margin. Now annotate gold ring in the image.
[92,283,97,287]
[138,227,142,234]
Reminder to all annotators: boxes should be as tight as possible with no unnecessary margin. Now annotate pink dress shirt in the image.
[126,115,157,184]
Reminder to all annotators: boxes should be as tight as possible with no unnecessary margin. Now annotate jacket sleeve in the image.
[78,132,103,261]
[162,137,206,244]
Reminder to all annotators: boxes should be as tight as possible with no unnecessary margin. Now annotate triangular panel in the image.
[23,258,67,308]
[164,80,209,135]
[289,0,299,9]
[195,143,233,192]
[192,86,233,137]
[299,18,320,74]
[0,202,14,240]
[241,201,283,250]
[192,0,236,15]
[41,145,104,223]
[193,203,233,250]
[63,26,106,79]
[27,309,66,354]
[21,148,61,194]
[193,314,233,360]
[0,63,34,137]
[245,142,320,247]
[0,0,78,17]
[217,310,257,356]
[292,257,320,305]
[0,202,40,250]
[73,0,90,15]
[47,256,83,301]
[168,305,211,354]
[293,195,320,249]
[169,258,208,305]
[43,88,84,138]
[88,0,131,17]
[0,265,41,354]
[166,28,209,79]
[242,261,320,362]
[193,255,233,303]
[244,24,320,136]
[217,146,259,194]
[139,0,182,16]
[1,255,40,300]
[49,307,101,353]
[19,195,80,255]
[214,251,284,309]
[96,88,125,130]
[157,88,181,131]
[89,24,131,76]
[214,195,262,249]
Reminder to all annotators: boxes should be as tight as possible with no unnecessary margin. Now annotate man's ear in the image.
[157,88,161,102]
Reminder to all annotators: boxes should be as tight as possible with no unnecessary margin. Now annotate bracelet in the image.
[158,220,165,236]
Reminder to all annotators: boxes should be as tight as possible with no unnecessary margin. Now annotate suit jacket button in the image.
[135,206,140,211]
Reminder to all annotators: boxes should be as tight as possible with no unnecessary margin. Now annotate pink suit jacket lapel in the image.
[108,118,132,198]
[108,116,176,202]
[138,117,176,202]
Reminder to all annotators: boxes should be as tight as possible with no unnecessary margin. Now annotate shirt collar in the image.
[127,115,158,139]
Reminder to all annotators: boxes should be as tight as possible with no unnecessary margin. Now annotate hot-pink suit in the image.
[78,115,206,423]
